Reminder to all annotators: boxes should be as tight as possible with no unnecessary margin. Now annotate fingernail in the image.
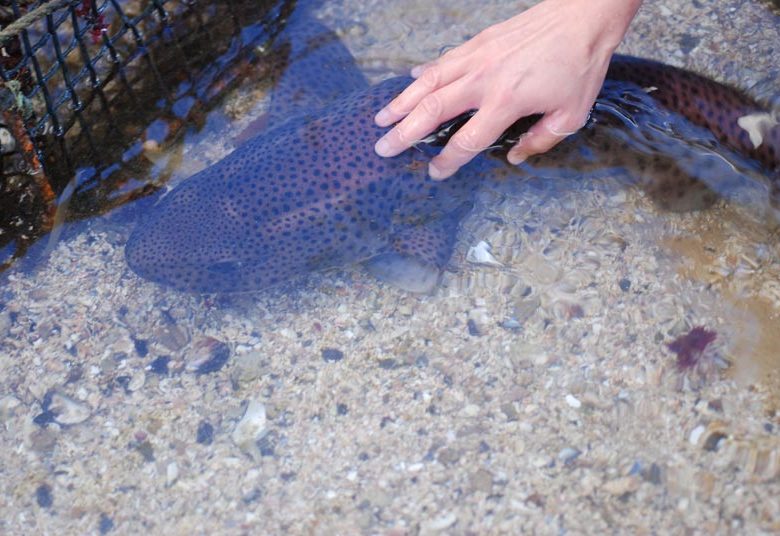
[375,108,392,126]
[507,152,527,165]
[428,162,449,180]
[410,65,425,78]
[374,137,392,157]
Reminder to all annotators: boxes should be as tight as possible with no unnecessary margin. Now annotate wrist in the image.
[587,0,643,52]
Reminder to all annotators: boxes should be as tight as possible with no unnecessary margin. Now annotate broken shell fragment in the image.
[466,241,503,267]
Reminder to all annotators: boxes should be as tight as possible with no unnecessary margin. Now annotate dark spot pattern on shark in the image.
[126,5,779,294]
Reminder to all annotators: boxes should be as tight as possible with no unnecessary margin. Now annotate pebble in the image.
[499,318,522,331]
[35,483,53,508]
[421,512,458,534]
[619,278,631,292]
[565,394,582,409]
[321,348,344,362]
[232,350,268,383]
[148,356,170,375]
[467,318,481,336]
[689,424,707,445]
[437,447,461,466]
[0,310,10,336]
[128,371,146,392]
[558,447,582,464]
[166,462,179,487]
[154,325,189,352]
[28,428,57,455]
[0,395,20,422]
[469,469,493,493]
[232,400,267,454]
[513,296,541,324]
[603,475,640,496]
[132,338,149,358]
[98,512,114,534]
[196,421,214,445]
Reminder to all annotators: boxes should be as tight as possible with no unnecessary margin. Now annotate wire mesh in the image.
[0,0,293,270]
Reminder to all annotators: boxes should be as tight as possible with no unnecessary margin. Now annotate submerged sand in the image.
[1,0,779,534]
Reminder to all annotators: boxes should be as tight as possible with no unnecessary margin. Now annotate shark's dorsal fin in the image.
[266,7,369,125]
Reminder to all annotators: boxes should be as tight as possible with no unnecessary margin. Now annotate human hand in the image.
[374,0,643,179]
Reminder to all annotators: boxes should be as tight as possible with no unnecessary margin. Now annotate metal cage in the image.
[0,0,291,270]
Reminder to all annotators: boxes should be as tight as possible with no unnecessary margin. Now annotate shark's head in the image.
[125,164,267,292]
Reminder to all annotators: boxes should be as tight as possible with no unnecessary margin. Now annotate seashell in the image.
[691,421,780,482]
[232,400,267,454]
[48,392,91,425]
[186,337,231,374]
[466,241,503,267]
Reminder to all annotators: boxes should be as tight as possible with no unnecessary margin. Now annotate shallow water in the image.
[1,0,780,533]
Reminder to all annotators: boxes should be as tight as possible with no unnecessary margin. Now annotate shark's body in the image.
[126,7,779,294]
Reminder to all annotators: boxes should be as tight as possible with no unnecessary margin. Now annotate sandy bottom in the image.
[1,0,779,534]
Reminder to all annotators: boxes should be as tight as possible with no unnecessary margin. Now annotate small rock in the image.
[689,424,706,445]
[603,475,640,496]
[513,296,541,324]
[0,311,11,335]
[500,402,519,421]
[642,462,663,485]
[28,428,57,455]
[196,421,214,445]
[469,469,493,493]
[467,318,481,337]
[437,447,461,466]
[166,462,179,487]
[377,358,397,370]
[154,325,189,352]
[321,348,344,362]
[188,337,231,375]
[257,430,278,457]
[232,350,268,383]
[499,318,522,331]
[336,403,348,416]
[135,440,155,462]
[0,395,20,422]
[557,447,581,464]
[565,394,582,409]
[35,483,53,508]
[98,512,114,534]
[618,278,631,292]
[421,512,458,534]
[132,337,149,358]
[148,356,170,375]
[127,371,146,392]
[232,400,267,454]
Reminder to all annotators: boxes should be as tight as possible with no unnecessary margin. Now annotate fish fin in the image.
[364,206,469,294]
[363,253,441,294]
[267,14,368,125]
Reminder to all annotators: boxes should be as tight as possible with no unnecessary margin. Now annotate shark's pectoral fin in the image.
[364,253,441,294]
[364,205,470,294]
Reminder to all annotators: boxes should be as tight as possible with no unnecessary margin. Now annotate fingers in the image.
[375,78,475,158]
[507,111,587,165]
[429,106,515,179]
[375,56,469,127]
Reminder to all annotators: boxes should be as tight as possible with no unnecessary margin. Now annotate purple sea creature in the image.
[667,327,717,371]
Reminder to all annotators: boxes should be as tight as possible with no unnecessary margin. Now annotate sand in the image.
[1,0,779,534]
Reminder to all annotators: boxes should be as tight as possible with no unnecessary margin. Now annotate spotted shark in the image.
[126,6,779,294]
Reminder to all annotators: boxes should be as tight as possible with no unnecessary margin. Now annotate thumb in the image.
[507,111,586,165]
